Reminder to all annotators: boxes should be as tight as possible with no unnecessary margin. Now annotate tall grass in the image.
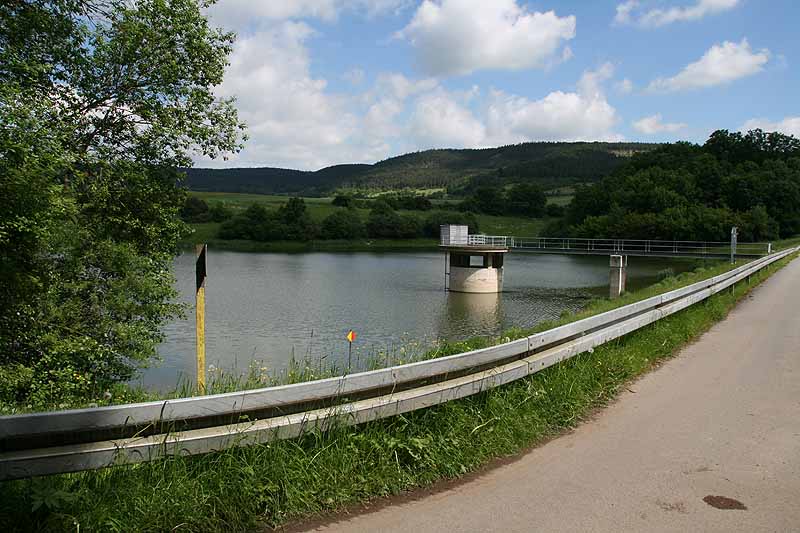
[1,251,795,532]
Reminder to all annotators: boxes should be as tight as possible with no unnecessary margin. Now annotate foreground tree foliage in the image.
[565,130,800,241]
[0,0,244,407]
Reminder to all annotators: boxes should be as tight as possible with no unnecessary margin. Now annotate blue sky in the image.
[201,0,799,170]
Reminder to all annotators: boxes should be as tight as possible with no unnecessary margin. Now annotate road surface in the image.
[297,256,800,532]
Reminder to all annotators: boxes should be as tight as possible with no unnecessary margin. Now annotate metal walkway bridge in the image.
[456,235,771,260]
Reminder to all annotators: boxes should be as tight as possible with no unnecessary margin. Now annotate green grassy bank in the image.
[1,250,796,532]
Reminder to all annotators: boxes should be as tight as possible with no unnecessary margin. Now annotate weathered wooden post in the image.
[195,244,207,393]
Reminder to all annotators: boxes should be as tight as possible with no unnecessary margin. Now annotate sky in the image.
[198,0,800,170]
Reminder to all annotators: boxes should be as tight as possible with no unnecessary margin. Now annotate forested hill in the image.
[184,141,659,195]
[563,130,800,241]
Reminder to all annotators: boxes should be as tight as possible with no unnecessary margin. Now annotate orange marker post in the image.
[346,330,357,370]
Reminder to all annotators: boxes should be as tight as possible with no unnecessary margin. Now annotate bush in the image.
[546,203,565,218]
[180,196,211,222]
[219,199,319,241]
[321,209,366,239]
[208,203,233,222]
[367,203,423,239]
[332,195,353,208]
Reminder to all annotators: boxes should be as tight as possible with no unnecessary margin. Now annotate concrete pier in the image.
[446,249,506,293]
[610,254,628,299]
[440,225,509,294]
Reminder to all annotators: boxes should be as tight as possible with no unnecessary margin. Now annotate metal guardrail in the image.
[0,247,796,480]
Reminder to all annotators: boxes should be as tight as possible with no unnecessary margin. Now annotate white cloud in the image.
[409,89,487,148]
[614,1,639,25]
[577,62,615,99]
[403,64,622,150]
[648,39,769,92]
[615,78,634,94]
[398,0,576,76]
[203,21,390,170]
[374,72,439,101]
[741,117,800,138]
[615,0,739,27]
[484,64,622,144]
[200,26,622,170]
[207,0,412,28]
[633,114,687,134]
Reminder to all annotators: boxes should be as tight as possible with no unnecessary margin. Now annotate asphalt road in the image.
[299,256,800,533]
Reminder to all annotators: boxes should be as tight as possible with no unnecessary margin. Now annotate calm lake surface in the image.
[141,250,698,390]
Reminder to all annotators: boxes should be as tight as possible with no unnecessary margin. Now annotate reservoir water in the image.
[142,250,699,390]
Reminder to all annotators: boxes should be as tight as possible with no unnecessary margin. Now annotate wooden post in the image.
[195,244,207,393]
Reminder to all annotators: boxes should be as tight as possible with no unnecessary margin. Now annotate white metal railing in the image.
[510,237,771,257]
[443,234,769,257]
[0,246,796,480]
[467,234,509,247]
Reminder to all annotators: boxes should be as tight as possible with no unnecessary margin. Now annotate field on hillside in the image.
[192,192,343,219]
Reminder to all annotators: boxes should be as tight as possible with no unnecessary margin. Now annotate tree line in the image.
[212,198,480,241]
[557,130,800,242]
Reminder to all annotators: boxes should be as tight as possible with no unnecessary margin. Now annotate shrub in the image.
[321,209,366,239]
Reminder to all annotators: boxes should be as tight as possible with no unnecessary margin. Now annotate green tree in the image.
[181,196,211,222]
[321,209,366,239]
[208,202,233,222]
[506,183,546,217]
[1,0,245,406]
[367,204,422,239]
[332,195,353,208]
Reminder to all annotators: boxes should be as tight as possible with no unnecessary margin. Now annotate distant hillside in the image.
[184,164,371,195]
[184,142,660,195]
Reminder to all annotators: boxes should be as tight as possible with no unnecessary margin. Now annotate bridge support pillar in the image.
[610,255,627,299]
[446,250,506,293]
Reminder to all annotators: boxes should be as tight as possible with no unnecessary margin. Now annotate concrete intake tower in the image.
[440,225,509,293]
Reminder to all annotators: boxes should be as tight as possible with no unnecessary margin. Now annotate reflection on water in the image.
[140,250,703,391]
[441,292,502,335]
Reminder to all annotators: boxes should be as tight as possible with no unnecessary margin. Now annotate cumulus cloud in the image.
[741,117,800,138]
[614,0,739,27]
[199,19,620,170]
[633,114,687,134]
[201,21,390,169]
[361,73,440,140]
[648,39,769,92]
[398,0,575,76]
[409,89,487,148]
[485,69,621,144]
[403,64,622,149]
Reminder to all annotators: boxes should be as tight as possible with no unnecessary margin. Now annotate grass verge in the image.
[1,250,796,531]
